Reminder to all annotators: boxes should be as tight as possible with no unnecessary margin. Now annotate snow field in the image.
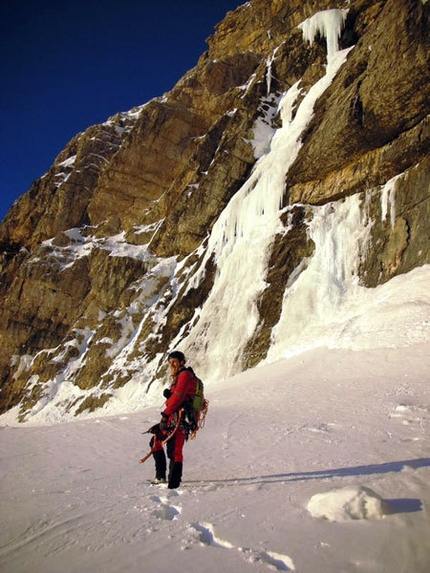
[1,343,429,573]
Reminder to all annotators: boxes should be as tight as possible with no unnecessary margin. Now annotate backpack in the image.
[183,368,208,439]
[192,376,205,412]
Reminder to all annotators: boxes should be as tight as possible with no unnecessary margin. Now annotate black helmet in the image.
[168,350,186,363]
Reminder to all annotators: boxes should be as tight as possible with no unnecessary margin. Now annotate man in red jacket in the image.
[150,350,197,489]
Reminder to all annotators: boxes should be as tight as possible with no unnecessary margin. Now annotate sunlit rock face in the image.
[0,0,428,421]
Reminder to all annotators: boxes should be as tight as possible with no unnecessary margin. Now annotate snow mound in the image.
[307,486,385,521]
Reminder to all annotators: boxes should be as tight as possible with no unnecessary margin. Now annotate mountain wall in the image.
[0,0,429,422]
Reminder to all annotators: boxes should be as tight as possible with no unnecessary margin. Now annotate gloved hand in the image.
[163,388,172,399]
[147,423,160,434]
[159,413,168,432]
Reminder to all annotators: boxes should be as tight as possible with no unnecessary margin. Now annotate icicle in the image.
[266,46,280,95]
[266,55,273,95]
[298,9,348,68]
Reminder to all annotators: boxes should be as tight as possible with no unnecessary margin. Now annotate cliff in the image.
[0,0,428,422]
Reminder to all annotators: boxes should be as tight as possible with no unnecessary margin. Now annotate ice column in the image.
[180,9,352,381]
[381,174,401,229]
[266,194,373,362]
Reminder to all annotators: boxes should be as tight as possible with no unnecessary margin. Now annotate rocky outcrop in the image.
[0,0,428,421]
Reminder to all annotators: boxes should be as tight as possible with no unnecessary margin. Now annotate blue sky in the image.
[0,0,245,222]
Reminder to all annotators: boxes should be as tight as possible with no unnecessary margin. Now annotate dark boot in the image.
[152,449,167,481]
[168,462,183,489]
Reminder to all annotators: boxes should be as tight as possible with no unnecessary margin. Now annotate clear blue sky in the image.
[0,0,245,222]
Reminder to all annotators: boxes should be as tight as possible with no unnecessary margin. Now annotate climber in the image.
[150,350,198,489]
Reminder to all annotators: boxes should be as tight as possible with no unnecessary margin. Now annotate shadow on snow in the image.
[188,457,430,513]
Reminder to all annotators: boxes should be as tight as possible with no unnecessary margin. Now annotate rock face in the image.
[0,0,428,421]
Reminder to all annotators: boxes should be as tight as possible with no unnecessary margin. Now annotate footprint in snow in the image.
[150,494,182,521]
[190,521,295,571]
[152,504,181,521]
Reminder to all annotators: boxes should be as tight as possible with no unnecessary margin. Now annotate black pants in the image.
[151,430,184,488]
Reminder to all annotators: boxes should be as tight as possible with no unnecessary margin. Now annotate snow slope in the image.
[1,334,429,572]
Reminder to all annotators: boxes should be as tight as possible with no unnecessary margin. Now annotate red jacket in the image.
[163,368,197,417]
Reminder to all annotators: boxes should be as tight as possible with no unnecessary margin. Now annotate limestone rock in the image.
[0,0,428,420]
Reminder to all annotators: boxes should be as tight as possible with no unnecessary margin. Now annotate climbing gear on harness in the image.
[139,409,184,465]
